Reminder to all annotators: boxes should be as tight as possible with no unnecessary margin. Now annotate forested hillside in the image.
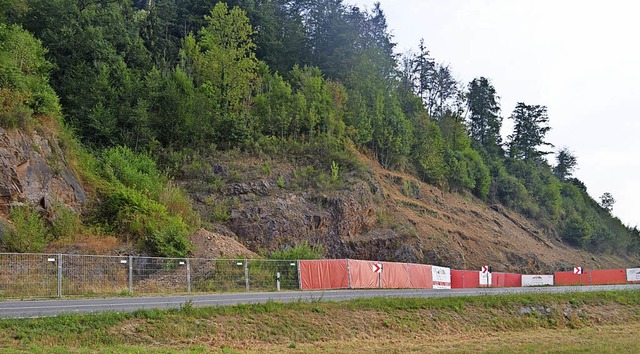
[1,0,638,264]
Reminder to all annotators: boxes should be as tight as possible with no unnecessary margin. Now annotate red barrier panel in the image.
[451,270,480,288]
[554,271,589,286]
[299,259,349,290]
[381,262,410,288]
[492,273,522,287]
[408,264,433,288]
[589,269,627,285]
[348,260,380,289]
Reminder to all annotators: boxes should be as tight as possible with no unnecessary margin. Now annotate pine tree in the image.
[508,103,553,161]
[467,77,502,155]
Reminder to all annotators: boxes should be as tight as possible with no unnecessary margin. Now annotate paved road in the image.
[1,284,639,319]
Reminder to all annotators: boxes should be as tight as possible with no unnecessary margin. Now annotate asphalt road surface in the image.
[1,284,639,319]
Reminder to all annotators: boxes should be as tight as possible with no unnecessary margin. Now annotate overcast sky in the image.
[346,0,640,228]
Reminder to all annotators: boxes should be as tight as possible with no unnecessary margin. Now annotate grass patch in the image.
[0,290,639,352]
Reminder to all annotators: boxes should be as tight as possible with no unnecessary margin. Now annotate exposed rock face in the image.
[185,156,638,274]
[0,127,86,216]
[228,179,380,258]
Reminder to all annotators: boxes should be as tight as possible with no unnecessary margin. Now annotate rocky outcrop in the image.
[0,127,86,216]
[214,176,401,260]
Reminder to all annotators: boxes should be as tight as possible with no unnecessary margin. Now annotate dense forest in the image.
[1,0,638,258]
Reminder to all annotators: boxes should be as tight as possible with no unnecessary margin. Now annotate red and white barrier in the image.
[522,274,554,287]
[479,271,492,287]
[451,270,480,288]
[381,262,410,289]
[627,268,640,283]
[407,263,433,288]
[299,258,640,291]
[431,266,451,289]
[299,259,349,290]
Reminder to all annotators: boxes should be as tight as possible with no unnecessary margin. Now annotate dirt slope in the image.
[182,150,637,273]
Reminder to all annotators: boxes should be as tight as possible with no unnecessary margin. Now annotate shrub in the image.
[4,206,48,252]
[100,146,165,199]
[269,241,325,260]
[95,146,196,257]
[402,179,421,199]
[50,202,81,240]
[99,186,192,257]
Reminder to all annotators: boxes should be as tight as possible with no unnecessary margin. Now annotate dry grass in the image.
[1,291,639,352]
[254,323,640,353]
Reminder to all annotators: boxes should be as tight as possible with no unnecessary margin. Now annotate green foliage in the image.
[211,204,231,223]
[508,103,553,161]
[0,23,59,116]
[467,77,502,155]
[446,148,490,198]
[330,161,339,182]
[402,179,421,199]
[561,213,593,247]
[411,113,447,185]
[553,147,578,181]
[262,161,271,176]
[50,202,81,240]
[4,206,48,252]
[95,146,195,257]
[3,0,635,259]
[100,146,164,199]
[269,241,325,260]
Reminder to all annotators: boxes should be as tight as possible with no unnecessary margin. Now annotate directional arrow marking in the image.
[372,263,382,273]
[574,267,583,274]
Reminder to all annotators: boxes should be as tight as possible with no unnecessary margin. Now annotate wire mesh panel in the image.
[248,260,299,291]
[190,258,247,293]
[61,255,129,296]
[131,256,188,294]
[0,253,58,298]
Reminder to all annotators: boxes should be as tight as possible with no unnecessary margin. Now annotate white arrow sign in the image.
[372,262,382,273]
[481,265,489,274]
[574,267,583,274]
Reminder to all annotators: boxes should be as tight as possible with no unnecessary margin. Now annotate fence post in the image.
[128,255,133,294]
[244,258,249,292]
[57,254,62,298]
[186,258,191,293]
[297,260,302,290]
[347,259,352,289]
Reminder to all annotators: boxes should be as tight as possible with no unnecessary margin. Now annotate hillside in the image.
[174,148,636,273]
[1,1,638,269]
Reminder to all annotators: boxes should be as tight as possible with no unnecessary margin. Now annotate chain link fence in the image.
[0,253,300,298]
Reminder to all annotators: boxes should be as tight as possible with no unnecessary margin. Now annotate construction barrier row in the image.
[299,260,451,290]
[299,260,640,291]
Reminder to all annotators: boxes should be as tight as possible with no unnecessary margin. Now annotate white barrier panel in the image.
[479,272,492,287]
[521,274,554,287]
[431,266,451,289]
[626,268,640,282]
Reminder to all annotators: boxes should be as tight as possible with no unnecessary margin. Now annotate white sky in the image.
[347,0,640,228]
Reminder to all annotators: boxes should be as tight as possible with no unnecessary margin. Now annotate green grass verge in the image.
[0,290,639,352]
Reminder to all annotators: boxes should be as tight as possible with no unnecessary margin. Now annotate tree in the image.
[411,112,446,185]
[0,23,59,117]
[179,2,258,145]
[412,38,435,113]
[553,147,578,181]
[467,77,502,155]
[507,103,553,161]
[600,192,615,213]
